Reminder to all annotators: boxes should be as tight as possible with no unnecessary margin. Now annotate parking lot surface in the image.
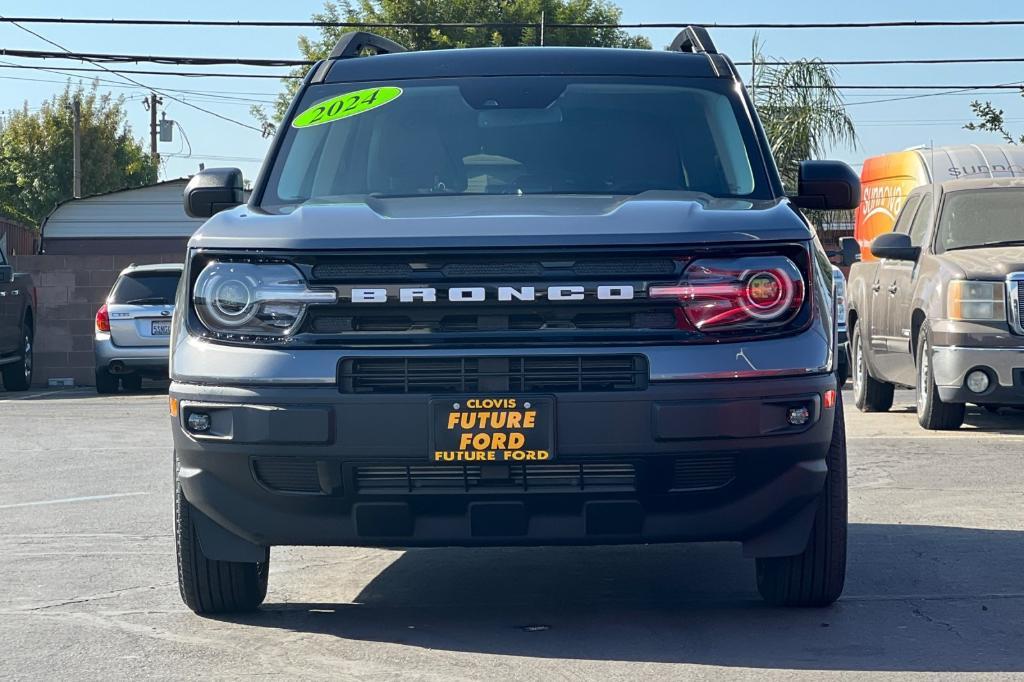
[2,387,1023,680]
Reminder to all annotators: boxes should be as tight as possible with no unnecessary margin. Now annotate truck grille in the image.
[354,462,637,494]
[339,355,648,394]
[1010,274,1024,335]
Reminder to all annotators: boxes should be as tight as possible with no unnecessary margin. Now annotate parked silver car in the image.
[94,263,182,393]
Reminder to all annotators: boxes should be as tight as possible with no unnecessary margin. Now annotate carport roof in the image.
[40,178,202,241]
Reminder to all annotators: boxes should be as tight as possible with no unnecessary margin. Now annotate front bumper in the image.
[932,345,1024,404]
[94,333,169,375]
[171,373,837,559]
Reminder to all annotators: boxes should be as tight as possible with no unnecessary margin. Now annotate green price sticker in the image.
[291,87,402,129]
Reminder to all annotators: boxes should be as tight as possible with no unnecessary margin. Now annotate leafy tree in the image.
[254,0,650,130]
[750,38,858,190]
[0,84,157,227]
[965,96,1024,144]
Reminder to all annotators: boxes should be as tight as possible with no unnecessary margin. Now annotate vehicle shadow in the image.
[236,524,1024,672]
[0,384,169,399]
[885,394,1024,433]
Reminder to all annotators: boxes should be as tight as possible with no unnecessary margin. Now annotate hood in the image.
[190,192,810,251]
[941,246,1024,279]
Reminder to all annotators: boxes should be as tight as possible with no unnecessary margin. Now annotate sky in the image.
[1,0,1023,184]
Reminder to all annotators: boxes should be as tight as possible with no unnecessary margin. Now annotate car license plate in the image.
[430,396,555,463]
[151,320,171,336]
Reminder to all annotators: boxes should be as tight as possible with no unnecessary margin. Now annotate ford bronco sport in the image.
[171,27,859,613]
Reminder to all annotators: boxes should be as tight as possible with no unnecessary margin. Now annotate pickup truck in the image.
[846,177,1024,429]
[170,28,859,614]
[0,240,35,391]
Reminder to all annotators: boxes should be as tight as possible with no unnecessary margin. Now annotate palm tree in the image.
[750,37,858,191]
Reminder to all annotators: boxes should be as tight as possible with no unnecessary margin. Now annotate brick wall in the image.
[11,251,182,387]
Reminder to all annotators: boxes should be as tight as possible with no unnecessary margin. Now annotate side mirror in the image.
[870,232,920,262]
[839,236,861,267]
[184,168,244,219]
[790,160,861,211]
[0,264,13,284]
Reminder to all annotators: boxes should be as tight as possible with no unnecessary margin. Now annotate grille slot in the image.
[671,455,736,491]
[354,462,637,494]
[339,355,648,394]
[252,458,322,494]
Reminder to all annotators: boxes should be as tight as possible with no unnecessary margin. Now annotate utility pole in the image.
[148,93,163,165]
[72,97,81,198]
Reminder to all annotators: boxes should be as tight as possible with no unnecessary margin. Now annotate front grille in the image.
[252,458,322,494]
[298,250,688,346]
[671,455,736,491]
[339,355,648,394]
[354,462,637,494]
[1010,274,1024,335]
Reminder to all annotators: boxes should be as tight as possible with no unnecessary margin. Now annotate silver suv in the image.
[94,263,182,393]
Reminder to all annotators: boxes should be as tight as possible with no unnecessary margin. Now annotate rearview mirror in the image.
[184,168,244,219]
[0,265,12,284]
[870,232,920,262]
[790,160,861,211]
[839,237,860,267]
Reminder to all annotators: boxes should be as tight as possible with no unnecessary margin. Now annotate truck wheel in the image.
[756,392,847,607]
[95,368,119,394]
[1,325,33,391]
[916,333,965,430]
[175,456,269,615]
[851,323,893,412]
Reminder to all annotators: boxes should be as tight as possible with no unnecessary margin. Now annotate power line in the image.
[0,63,299,79]
[740,57,1024,67]
[0,16,267,134]
[0,48,310,67]
[0,60,278,102]
[845,81,1024,107]
[8,46,1024,71]
[3,17,1024,29]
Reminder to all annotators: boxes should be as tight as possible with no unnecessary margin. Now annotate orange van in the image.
[851,144,1024,262]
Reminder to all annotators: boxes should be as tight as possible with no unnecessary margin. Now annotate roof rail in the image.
[669,26,718,55]
[329,31,408,60]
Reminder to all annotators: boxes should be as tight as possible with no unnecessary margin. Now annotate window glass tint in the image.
[109,272,181,305]
[262,77,769,211]
[907,193,933,247]
[892,195,922,235]
[938,188,1024,251]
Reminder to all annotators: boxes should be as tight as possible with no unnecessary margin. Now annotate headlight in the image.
[193,261,336,337]
[947,280,1006,321]
[649,256,805,331]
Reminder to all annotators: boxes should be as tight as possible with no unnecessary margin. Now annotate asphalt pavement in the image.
[2,386,1023,680]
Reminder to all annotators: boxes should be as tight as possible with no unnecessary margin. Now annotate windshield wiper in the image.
[947,239,1024,251]
[124,297,171,305]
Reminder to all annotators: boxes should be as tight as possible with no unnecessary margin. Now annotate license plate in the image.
[430,396,555,463]
[151,320,171,336]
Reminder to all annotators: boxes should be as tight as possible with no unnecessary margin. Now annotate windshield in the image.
[110,271,182,305]
[260,76,769,211]
[939,188,1024,251]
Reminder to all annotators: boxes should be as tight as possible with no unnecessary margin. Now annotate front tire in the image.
[175,455,269,615]
[1,325,33,391]
[852,323,893,412]
[756,392,847,607]
[916,332,965,430]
